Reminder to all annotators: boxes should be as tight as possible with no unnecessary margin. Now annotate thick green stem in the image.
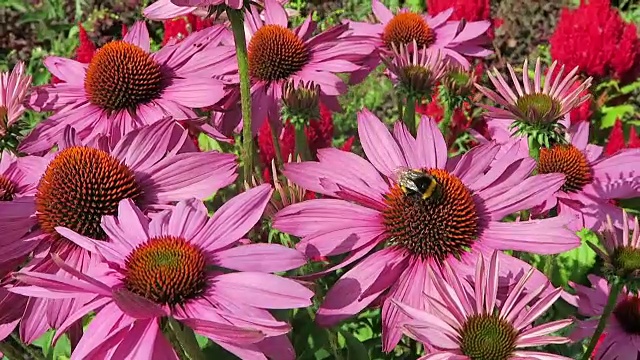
[294,125,311,161]
[228,9,254,183]
[270,122,284,170]
[168,318,205,360]
[10,334,46,360]
[0,339,26,360]
[581,282,622,360]
[403,95,417,136]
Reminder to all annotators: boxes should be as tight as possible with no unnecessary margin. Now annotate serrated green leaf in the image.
[551,229,597,286]
[600,104,636,128]
[340,330,370,360]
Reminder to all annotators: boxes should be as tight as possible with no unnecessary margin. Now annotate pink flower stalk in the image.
[565,275,640,360]
[347,0,492,84]
[476,58,592,138]
[24,21,236,154]
[393,251,572,359]
[11,188,313,359]
[532,121,640,231]
[274,108,579,351]
[216,0,376,135]
[0,61,31,136]
[0,119,237,343]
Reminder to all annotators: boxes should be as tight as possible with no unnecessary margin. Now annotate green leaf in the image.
[198,133,223,152]
[32,330,71,360]
[339,330,370,360]
[600,104,636,128]
[620,80,640,95]
[551,229,597,286]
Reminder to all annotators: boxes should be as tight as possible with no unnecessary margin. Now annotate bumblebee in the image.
[394,167,440,200]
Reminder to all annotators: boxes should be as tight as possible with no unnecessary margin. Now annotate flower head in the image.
[566,275,640,360]
[0,61,31,137]
[589,210,640,287]
[393,251,572,359]
[0,119,237,340]
[550,0,640,81]
[217,0,375,135]
[274,108,578,350]
[25,21,235,154]
[533,122,640,231]
[476,58,592,146]
[12,189,313,359]
[347,0,492,83]
[382,41,447,99]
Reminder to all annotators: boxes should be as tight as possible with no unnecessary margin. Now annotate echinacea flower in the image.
[534,121,640,231]
[475,58,592,146]
[565,275,640,360]
[589,210,640,285]
[217,0,376,135]
[24,21,236,154]
[393,250,572,359]
[382,41,447,98]
[347,0,492,83]
[11,188,313,359]
[0,61,31,136]
[274,108,579,351]
[0,119,237,341]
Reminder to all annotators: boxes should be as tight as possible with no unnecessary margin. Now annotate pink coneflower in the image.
[23,21,236,154]
[0,61,31,136]
[0,119,237,341]
[217,0,376,135]
[274,108,579,351]
[475,58,592,145]
[566,275,640,360]
[347,0,492,83]
[382,41,447,98]
[393,250,572,359]
[11,188,313,359]
[533,121,640,231]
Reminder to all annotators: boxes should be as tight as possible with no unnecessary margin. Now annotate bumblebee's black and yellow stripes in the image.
[396,168,440,200]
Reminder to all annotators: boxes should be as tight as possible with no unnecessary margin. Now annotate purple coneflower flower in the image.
[0,61,31,136]
[23,21,235,154]
[475,58,592,145]
[0,119,237,343]
[566,274,640,360]
[274,108,579,351]
[533,121,640,231]
[382,41,447,98]
[216,0,375,135]
[347,0,491,84]
[393,250,572,359]
[12,188,313,359]
[590,210,640,282]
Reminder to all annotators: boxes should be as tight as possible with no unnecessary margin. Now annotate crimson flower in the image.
[162,14,213,45]
[550,0,640,81]
[605,119,640,156]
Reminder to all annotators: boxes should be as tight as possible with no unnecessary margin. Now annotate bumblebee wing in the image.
[391,166,412,182]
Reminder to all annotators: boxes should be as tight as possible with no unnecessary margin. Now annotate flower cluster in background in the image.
[0,0,640,359]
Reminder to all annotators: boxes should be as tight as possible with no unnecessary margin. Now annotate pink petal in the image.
[213,244,307,273]
[316,247,409,327]
[112,289,167,319]
[42,56,87,85]
[482,217,579,254]
[357,109,406,177]
[123,21,151,52]
[213,272,313,309]
[161,77,225,107]
[416,116,448,169]
[371,0,393,23]
[143,0,196,20]
[264,0,288,27]
[196,184,272,251]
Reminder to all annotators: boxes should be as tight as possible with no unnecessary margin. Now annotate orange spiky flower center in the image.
[537,144,592,193]
[248,25,310,82]
[382,13,435,50]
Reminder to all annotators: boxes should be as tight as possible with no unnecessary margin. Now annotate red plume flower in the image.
[605,119,640,156]
[162,15,213,46]
[550,0,640,81]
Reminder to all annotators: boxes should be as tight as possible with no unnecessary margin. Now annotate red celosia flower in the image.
[605,119,640,156]
[162,14,213,46]
[550,0,640,81]
[427,0,495,38]
[51,24,96,84]
[257,102,336,167]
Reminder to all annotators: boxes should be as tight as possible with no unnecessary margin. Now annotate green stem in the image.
[10,334,46,360]
[581,282,622,360]
[294,125,311,161]
[270,122,284,170]
[227,9,254,183]
[403,95,417,136]
[168,318,205,360]
[528,135,541,161]
[164,319,189,360]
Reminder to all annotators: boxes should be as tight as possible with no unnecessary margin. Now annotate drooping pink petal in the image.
[212,272,313,309]
[213,244,307,273]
